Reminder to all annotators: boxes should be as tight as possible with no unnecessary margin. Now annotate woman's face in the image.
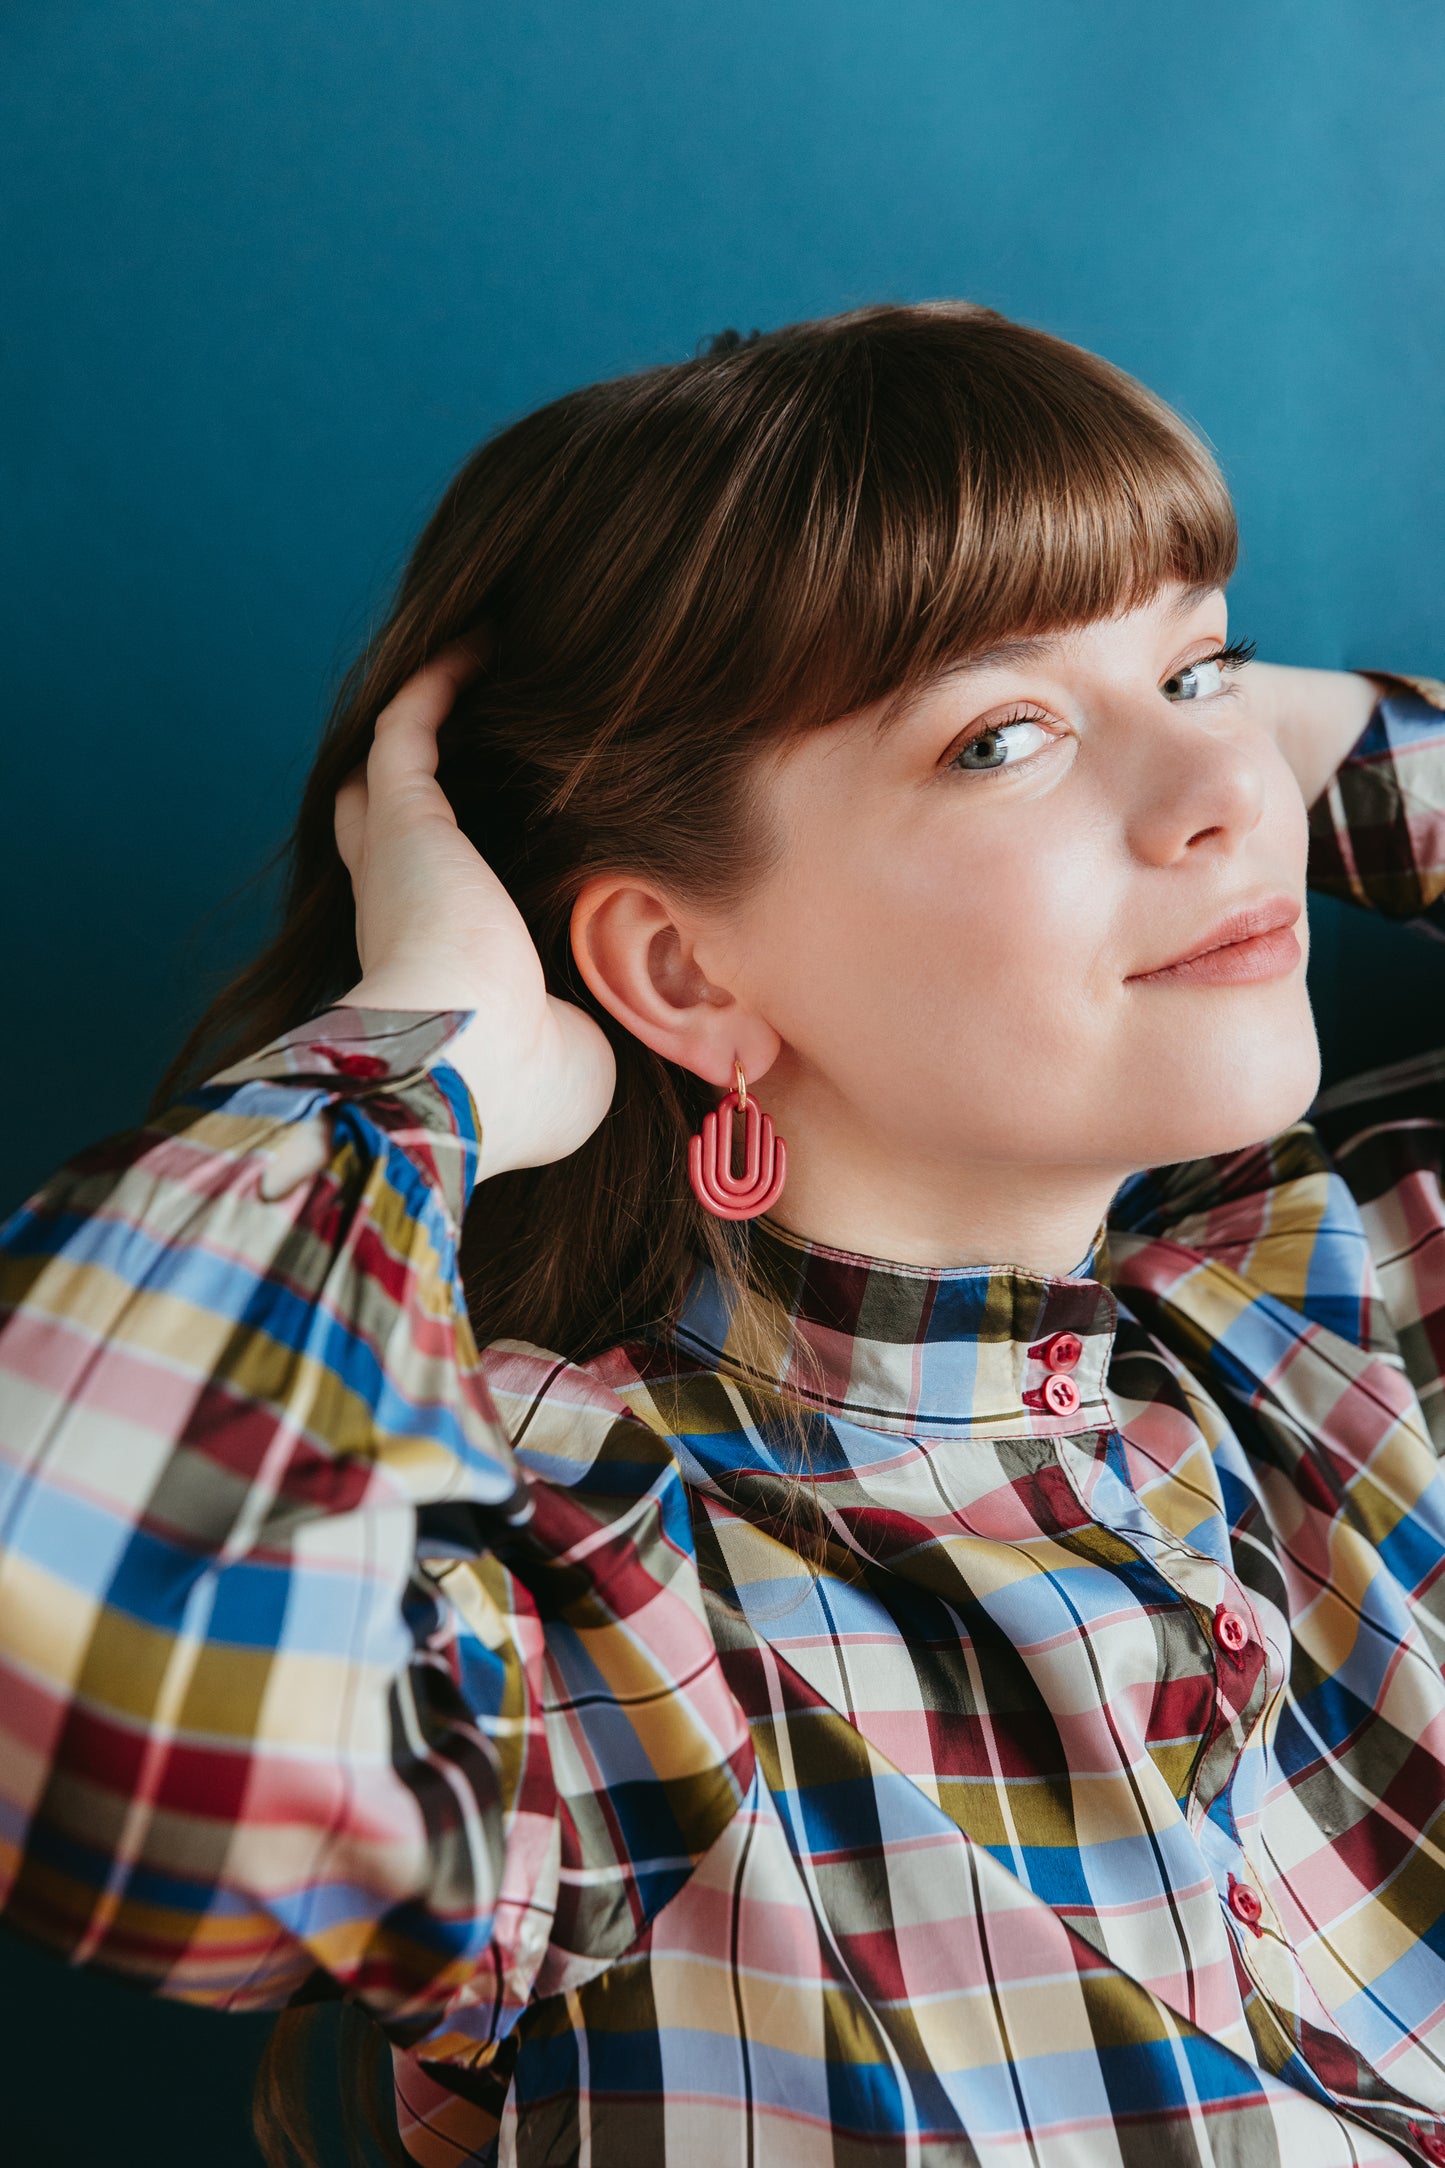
[685,580,1318,1253]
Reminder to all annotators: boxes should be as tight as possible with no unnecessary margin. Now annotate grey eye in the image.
[957,729,1010,770]
[1162,658,1224,703]
[952,719,1053,772]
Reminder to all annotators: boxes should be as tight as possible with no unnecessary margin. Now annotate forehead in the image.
[751,579,1229,818]
[864,579,1227,738]
[751,580,1229,819]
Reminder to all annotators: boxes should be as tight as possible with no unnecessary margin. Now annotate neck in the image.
[756,1078,1122,1279]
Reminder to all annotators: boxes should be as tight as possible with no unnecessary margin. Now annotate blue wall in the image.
[3,1,1445,2156]
[5,2,1445,1219]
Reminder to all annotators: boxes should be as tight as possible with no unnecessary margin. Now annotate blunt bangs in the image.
[729,306,1239,736]
[446,302,1237,834]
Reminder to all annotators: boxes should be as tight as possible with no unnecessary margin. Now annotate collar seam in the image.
[668,1325,1114,1437]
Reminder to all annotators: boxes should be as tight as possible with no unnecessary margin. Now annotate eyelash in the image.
[1201,637,1258,673]
[947,634,1259,772]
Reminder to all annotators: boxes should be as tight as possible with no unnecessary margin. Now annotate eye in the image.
[1161,657,1225,703]
[950,717,1056,772]
[1160,635,1256,703]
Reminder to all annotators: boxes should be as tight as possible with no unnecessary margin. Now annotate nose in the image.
[1124,697,1267,868]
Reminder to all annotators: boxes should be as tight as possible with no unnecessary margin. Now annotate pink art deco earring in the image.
[687,1060,788,1221]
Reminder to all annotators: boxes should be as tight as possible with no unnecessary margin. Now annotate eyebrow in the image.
[869,581,1223,740]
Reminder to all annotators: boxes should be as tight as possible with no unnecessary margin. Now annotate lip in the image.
[1126,894,1304,987]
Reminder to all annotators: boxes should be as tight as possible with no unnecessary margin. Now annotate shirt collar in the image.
[669,1214,1118,1439]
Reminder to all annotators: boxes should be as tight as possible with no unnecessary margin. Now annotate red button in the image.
[1226,1874,1262,1933]
[1214,1606,1249,1657]
[1043,1331,1083,1372]
[328,1050,388,1081]
[1042,1373,1082,1417]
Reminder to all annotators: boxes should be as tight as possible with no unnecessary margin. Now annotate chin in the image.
[1130,1027,1323,1168]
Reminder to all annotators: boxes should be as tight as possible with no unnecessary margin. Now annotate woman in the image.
[3,302,1445,2167]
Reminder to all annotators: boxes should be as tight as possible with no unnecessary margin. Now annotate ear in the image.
[569,873,781,1089]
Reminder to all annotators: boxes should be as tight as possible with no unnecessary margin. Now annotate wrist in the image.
[333,980,489,1149]
[339,971,474,1014]
[1251,662,1382,808]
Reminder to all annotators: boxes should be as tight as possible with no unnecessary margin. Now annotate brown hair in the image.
[156,300,1235,2163]
[156,300,1234,1365]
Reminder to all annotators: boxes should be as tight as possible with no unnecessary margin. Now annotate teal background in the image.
[4,1,1445,2161]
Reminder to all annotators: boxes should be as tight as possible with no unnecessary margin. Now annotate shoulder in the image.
[1308,1048,1445,1219]
[1104,1055,1445,1354]
[478,1333,684,1490]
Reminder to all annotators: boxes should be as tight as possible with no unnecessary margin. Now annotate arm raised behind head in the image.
[1246,658,1445,926]
[0,654,751,2043]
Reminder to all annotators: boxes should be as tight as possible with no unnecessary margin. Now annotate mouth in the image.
[1125,894,1304,988]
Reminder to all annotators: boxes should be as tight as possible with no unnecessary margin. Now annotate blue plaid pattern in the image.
[6,680,1445,2164]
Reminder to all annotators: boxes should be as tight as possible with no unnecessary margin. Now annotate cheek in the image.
[1106,980,1320,1164]
[883,823,1106,1008]
[758,819,1105,1067]
[751,774,1318,1166]
[724,696,1325,1188]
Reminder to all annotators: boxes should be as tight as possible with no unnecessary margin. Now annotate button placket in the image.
[1207,1597,1266,1736]
[1214,1603,1250,1659]
[1043,1331,1083,1372]
[1042,1372,1081,1416]
[1025,1329,1089,1421]
[1184,1585,1272,1824]
[1226,1872,1264,1936]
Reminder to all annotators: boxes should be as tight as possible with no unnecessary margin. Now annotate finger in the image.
[456,621,496,670]
[367,644,483,797]
[259,1115,335,1202]
[333,770,369,878]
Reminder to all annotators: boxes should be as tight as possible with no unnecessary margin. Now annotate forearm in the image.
[1248,661,1387,809]
[0,1002,755,2043]
[1292,665,1445,924]
[0,1006,540,2020]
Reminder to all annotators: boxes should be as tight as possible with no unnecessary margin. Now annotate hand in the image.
[333,643,617,1180]
[1236,660,1384,809]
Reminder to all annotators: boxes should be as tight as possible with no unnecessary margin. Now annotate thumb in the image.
[333,769,369,881]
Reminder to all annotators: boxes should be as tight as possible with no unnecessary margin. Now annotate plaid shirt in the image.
[8,683,1445,2167]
